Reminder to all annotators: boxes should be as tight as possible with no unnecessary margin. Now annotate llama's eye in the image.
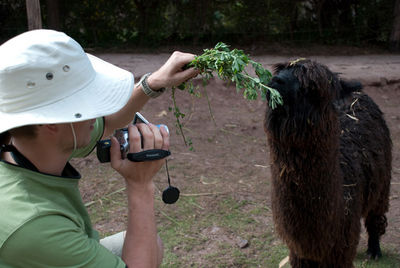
[273,77,285,85]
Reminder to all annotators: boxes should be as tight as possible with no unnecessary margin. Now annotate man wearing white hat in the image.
[0,29,198,267]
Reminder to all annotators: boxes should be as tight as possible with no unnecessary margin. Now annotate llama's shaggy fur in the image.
[264,59,392,268]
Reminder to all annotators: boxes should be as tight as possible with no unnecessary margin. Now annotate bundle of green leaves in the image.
[186,42,282,108]
[171,42,283,147]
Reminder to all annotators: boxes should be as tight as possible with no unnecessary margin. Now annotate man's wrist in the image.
[138,73,165,98]
[146,73,163,91]
[125,180,155,195]
[126,184,155,210]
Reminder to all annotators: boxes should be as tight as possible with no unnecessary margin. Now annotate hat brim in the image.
[0,54,134,133]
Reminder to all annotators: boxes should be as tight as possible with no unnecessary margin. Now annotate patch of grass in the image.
[355,247,400,268]
[86,178,399,267]
[160,252,183,268]
[156,196,207,266]
[249,231,289,267]
[156,195,285,267]
[155,193,400,267]
[202,242,234,266]
[85,189,127,237]
[264,244,290,268]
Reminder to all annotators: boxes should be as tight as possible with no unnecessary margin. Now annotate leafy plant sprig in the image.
[170,42,283,148]
[188,42,282,108]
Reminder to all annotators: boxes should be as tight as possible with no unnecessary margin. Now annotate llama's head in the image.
[264,59,362,142]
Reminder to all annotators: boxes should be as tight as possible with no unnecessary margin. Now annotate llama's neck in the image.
[269,108,343,202]
[268,110,346,256]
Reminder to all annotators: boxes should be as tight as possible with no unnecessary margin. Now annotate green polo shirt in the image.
[0,118,126,268]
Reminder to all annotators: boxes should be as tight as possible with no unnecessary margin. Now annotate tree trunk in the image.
[390,0,400,51]
[26,0,42,30]
[46,0,61,30]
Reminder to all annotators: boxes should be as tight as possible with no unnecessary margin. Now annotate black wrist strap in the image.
[127,149,171,162]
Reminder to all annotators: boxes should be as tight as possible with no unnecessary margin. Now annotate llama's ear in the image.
[273,63,287,74]
[340,79,363,96]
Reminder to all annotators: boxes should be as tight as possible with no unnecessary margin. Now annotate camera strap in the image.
[126,149,171,162]
[162,159,180,204]
[127,149,178,204]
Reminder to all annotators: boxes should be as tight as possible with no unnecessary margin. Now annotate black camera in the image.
[96,113,168,163]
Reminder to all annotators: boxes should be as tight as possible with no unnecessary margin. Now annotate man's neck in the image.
[9,138,71,176]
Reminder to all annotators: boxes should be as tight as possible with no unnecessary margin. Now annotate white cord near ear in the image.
[70,123,77,152]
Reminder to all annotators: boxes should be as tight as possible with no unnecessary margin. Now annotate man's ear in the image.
[340,79,362,98]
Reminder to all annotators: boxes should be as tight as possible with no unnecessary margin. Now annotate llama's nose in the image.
[266,80,278,101]
[265,87,271,101]
[265,79,282,101]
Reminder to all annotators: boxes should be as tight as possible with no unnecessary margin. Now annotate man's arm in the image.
[122,182,158,268]
[102,51,199,138]
[110,123,169,267]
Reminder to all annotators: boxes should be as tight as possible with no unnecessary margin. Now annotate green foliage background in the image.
[0,0,396,48]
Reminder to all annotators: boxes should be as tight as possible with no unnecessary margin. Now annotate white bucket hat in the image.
[0,29,134,133]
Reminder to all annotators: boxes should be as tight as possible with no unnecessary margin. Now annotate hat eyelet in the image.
[46,72,54,80]
[27,81,36,88]
[63,65,70,72]
[74,113,82,118]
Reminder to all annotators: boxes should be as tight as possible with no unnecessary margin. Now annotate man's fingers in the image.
[159,125,170,151]
[173,52,199,77]
[128,124,142,153]
[110,137,122,170]
[177,51,196,63]
[178,67,199,82]
[136,123,154,150]
[161,52,199,87]
[148,123,163,149]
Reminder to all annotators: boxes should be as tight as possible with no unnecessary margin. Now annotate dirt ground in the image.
[76,50,400,265]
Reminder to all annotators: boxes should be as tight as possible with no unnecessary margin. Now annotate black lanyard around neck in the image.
[0,144,80,178]
[0,144,39,172]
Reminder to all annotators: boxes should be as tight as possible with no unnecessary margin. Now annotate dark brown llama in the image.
[264,59,392,268]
